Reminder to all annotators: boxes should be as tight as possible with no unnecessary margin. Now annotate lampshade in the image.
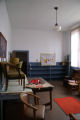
[53,24,61,31]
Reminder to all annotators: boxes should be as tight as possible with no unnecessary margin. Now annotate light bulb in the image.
[53,24,61,31]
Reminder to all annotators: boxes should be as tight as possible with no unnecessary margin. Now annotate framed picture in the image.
[0,32,7,58]
[40,53,56,66]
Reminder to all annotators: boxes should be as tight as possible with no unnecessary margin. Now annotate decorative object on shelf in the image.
[40,53,56,66]
[62,56,67,66]
[62,61,66,66]
[0,32,7,59]
[53,6,61,31]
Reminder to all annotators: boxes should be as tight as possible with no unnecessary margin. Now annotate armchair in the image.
[63,69,80,94]
[0,60,25,90]
[20,92,45,120]
[9,57,24,85]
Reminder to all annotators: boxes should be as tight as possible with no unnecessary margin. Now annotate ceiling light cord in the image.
[56,8,57,25]
[54,7,58,25]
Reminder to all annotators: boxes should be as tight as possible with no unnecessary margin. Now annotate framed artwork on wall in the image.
[40,53,56,66]
[0,32,7,58]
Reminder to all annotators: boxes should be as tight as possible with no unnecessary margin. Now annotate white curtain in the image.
[71,28,80,67]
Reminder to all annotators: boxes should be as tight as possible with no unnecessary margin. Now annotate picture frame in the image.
[40,53,56,66]
[0,32,7,58]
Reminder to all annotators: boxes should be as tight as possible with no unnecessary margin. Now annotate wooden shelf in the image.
[28,62,67,81]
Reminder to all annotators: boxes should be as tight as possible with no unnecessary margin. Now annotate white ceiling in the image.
[6,0,80,31]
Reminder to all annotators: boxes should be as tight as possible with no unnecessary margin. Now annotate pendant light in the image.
[53,7,61,31]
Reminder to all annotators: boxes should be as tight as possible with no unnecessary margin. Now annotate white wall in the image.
[0,0,12,60]
[63,31,71,62]
[65,31,71,55]
[12,29,65,62]
[61,31,71,61]
[0,0,69,62]
[0,0,74,63]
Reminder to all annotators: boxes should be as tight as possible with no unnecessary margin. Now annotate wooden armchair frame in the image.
[1,62,25,90]
[69,113,78,120]
[20,92,45,120]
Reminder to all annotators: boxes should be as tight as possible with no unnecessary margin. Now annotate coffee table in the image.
[26,77,54,110]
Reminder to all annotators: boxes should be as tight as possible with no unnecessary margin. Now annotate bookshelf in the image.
[28,62,67,81]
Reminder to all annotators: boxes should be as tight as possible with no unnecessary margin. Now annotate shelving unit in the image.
[28,62,67,81]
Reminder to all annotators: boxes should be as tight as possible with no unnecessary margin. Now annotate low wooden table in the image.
[26,78,54,110]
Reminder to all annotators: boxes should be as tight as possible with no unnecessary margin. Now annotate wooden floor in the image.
[4,80,80,120]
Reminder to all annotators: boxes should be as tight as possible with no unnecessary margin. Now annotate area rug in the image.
[54,97,80,115]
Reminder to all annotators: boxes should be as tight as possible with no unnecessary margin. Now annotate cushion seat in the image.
[8,71,25,79]
[24,104,45,120]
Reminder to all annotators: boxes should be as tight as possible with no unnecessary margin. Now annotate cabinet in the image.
[28,62,67,81]
[12,50,29,76]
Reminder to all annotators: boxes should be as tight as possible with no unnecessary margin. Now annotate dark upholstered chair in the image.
[63,69,80,87]
[63,76,75,87]
[20,92,45,120]
[0,61,25,90]
[63,69,80,94]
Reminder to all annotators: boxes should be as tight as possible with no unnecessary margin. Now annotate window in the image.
[71,28,80,67]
